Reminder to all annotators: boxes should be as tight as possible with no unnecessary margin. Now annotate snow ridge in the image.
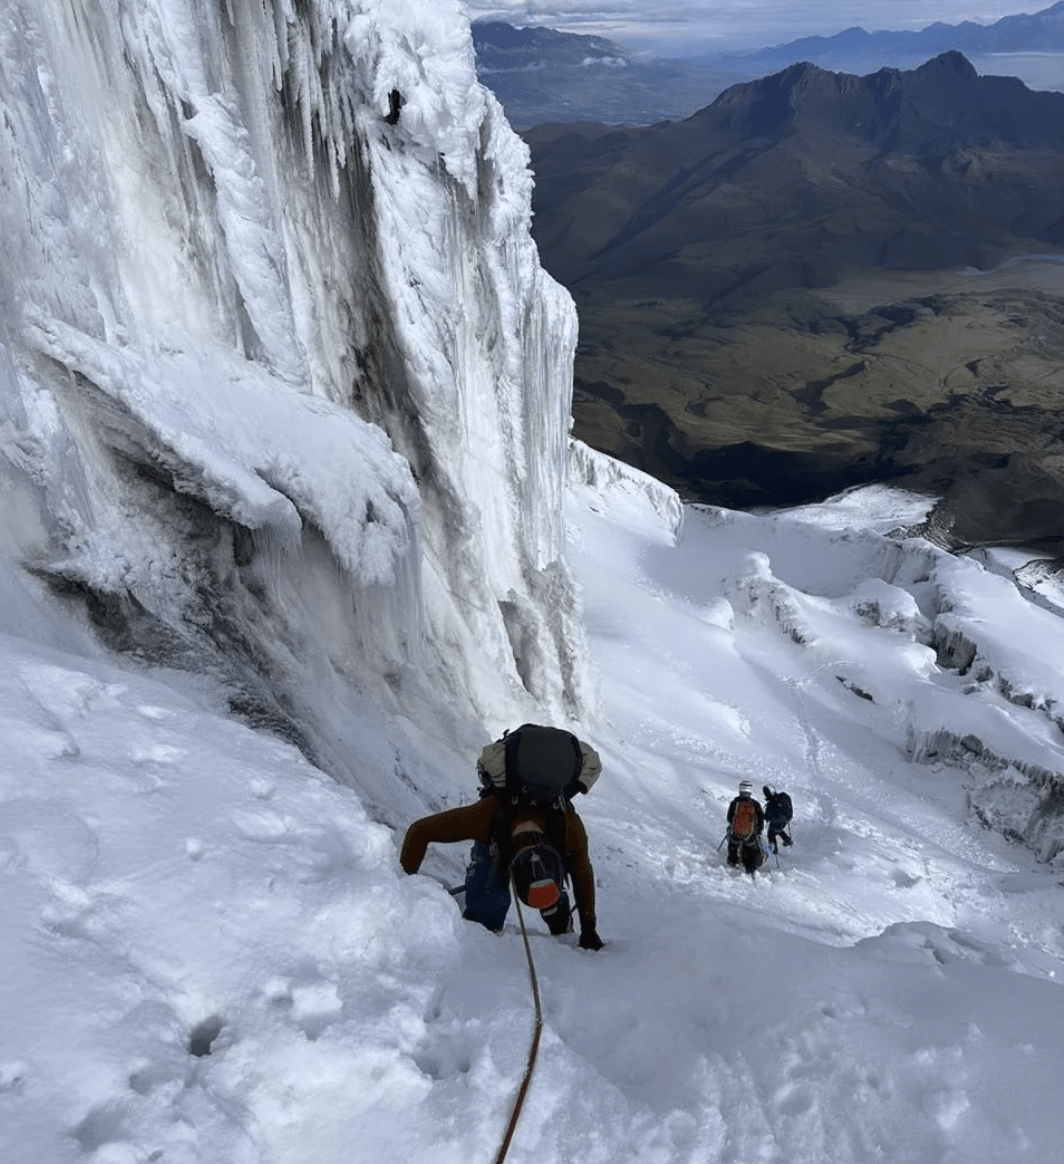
[568,439,685,539]
[683,501,1064,863]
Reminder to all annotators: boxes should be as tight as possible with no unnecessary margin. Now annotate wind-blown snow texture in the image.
[3,2,1064,1162]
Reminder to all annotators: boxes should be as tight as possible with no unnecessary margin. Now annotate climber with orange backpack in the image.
[724,779,765,874]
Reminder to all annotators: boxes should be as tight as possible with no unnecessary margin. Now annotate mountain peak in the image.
[916,49,980,80]
[704,47,1053,148]
[471,18,628,69]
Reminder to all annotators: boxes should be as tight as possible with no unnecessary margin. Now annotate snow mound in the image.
[26,319,419,588]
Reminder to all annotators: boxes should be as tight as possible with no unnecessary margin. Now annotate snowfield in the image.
[2,1,1064,1161]
[4,464,1064,1163]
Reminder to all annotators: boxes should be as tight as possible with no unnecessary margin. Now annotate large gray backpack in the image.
[479,723,585,806]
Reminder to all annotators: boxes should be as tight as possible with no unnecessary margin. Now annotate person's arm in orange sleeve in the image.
[399,799,497,874]
[563,809,603,949]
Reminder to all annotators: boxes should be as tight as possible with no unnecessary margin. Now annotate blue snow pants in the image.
[461,841,511,931]
[462,841,573,934]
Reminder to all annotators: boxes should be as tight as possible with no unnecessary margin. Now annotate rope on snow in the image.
[492,875,544,1164]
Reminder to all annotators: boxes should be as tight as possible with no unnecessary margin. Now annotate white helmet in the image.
[738,779,753,797]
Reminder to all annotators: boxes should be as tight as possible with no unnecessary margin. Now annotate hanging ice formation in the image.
[0,0,593,789]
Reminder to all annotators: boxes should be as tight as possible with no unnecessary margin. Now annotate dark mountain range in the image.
[525,53,1064,550]
[721,2,1064,86]
[471,20,748,127]
[472,8,1064,131]
[529,52,1064,302]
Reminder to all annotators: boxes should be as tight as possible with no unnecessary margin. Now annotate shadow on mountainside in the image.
[525,53,1064,553]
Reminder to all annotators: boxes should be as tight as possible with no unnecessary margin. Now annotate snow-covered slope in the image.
[0,0,590,820]
[5,462,1064,1164]
[3,2,1064,1162]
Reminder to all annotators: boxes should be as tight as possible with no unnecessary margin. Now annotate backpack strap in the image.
[542,803,569,869]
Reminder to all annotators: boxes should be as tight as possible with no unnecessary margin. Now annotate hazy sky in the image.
[461,2,1049,54]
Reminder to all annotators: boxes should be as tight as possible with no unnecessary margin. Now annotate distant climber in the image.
[725,779,765,874]
[400,724,605,950]
[385,89,403,125]
[763,785,793,853]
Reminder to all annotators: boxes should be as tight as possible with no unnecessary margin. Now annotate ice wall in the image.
[0,0,591,808]
[569,439,685,539]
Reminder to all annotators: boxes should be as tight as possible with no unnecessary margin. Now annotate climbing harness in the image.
[492,873,544,1164]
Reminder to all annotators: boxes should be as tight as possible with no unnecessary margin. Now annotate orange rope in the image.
[492,878,544,1164]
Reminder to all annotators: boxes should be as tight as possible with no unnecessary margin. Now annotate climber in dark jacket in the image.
[763,785,793,853]
[400,797,600,945]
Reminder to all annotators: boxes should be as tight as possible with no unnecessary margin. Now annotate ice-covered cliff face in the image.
[0,0,590,802]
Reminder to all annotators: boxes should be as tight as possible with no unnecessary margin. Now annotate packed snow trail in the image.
[548,469,1064,1164]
